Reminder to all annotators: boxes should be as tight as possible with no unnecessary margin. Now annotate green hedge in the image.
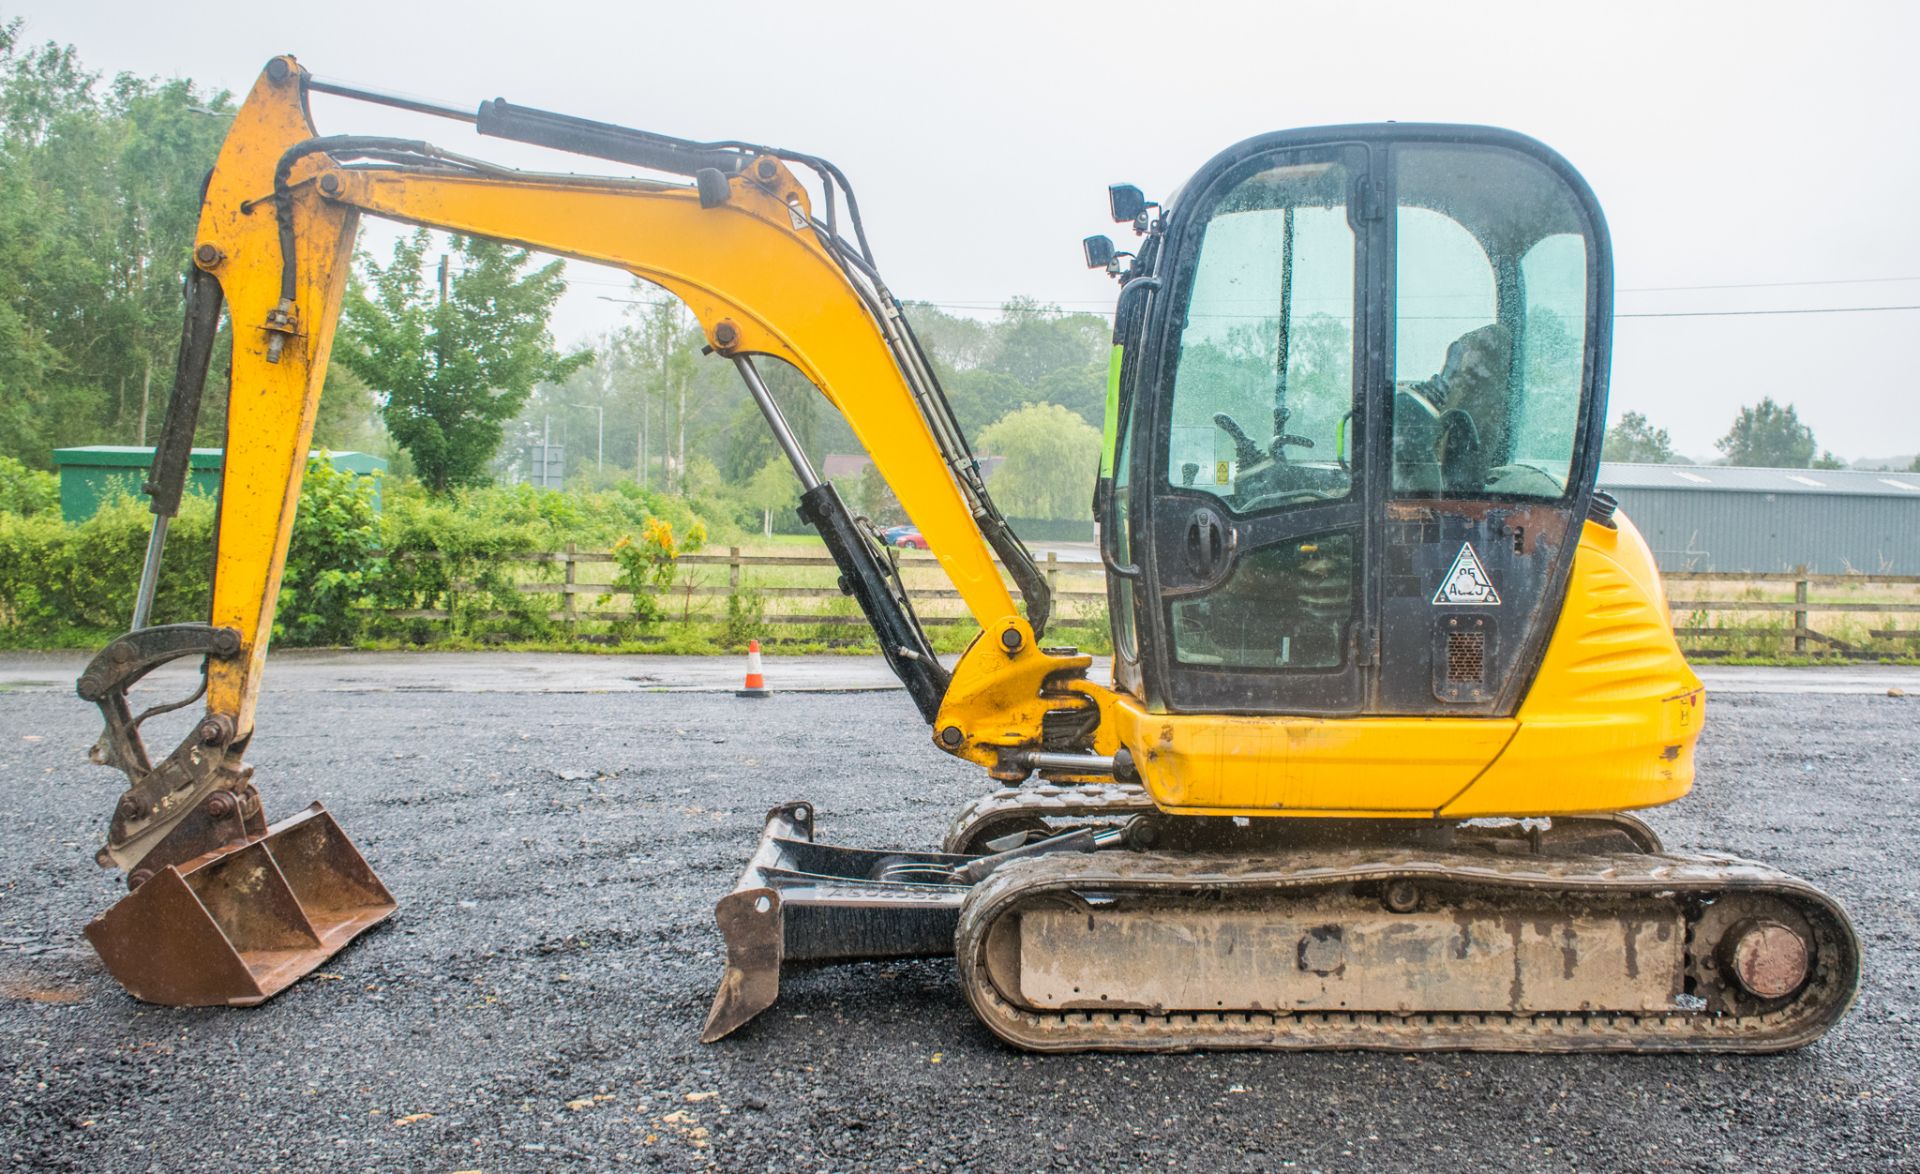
[0,456,59,518]
[0,460,708,649]
[0,495,215,640]
[0,465,1116,655]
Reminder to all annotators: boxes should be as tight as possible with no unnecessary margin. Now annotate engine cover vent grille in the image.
[1447,631,1487,683]
[1432,616,1494,703]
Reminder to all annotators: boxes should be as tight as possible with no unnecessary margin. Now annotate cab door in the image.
[1134,142,1380,716]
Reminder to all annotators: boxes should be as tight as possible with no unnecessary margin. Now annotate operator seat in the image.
[1392,322,1515,494]
[1430,323,1514,492]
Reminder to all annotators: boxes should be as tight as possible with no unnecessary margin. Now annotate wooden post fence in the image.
[377,551,1920,657]
[1793,565,1809,656]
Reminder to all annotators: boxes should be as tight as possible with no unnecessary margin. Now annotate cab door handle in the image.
[1185,509,1227,579]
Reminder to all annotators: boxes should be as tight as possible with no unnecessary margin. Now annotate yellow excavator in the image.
[77,56,1859,1050]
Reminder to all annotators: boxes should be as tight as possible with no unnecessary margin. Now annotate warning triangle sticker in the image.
[1433,542,1501,606]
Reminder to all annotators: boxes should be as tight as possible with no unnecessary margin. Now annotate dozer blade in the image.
[703,802,973,1042]
[85,803,395,1006]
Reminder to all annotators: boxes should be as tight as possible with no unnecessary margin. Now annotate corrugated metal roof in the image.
[1599,462,1920,498]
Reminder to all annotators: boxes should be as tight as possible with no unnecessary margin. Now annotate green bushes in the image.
[0,460,1125,657]
[374,481,564,644]
[604,516,706,638]
[722,584,769,646]
[278,460,381,646]
[0,456,58,517]
[0,461,710,649]
[0,494,214,643]
[372,480,708,644]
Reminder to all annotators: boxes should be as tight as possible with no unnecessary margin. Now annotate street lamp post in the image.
[570,403,604,470]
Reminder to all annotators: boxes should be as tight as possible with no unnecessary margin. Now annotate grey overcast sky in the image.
[10,0,1918,462]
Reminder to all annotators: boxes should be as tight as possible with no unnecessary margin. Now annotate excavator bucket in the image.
[84,804,395,1006]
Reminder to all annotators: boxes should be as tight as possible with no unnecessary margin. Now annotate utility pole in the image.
[658,311,673,494]
[137,360,153,447]
[435,254,449,373]
[530,414,550,489]
[641,395,656,486]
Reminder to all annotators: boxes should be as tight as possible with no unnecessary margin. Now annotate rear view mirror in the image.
[1083,235,1116,269]
[1108,184,1147,224]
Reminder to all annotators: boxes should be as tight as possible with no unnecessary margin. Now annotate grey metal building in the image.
[1598,463,1920,574]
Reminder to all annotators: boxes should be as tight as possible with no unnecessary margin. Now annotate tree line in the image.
[5,23,1909,546]
[505,293,1108,532]
[0,23,235,460]
[0,23,384,464]
[1605,400,1914,471]
[0,23,1109,530]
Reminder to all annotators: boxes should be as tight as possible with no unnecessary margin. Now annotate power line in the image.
[1621,274,1920,293]
[558,267,1920,299]
[919,302,1920,320]
[560,274,1920,320]
[595,295,677,307]
[481,264,1920,301]
[922,300,1920,320]
[1617,303,1920,319]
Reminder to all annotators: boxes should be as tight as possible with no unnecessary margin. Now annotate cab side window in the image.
[1391,146,1591,500]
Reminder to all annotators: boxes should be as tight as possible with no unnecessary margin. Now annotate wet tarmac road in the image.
[1,653,1915,1171]
[4,649,1917,697]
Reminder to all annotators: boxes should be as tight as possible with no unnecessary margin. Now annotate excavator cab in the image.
[1101,127,1610,719]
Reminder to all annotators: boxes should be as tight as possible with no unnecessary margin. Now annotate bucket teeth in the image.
[85,803,394,1006]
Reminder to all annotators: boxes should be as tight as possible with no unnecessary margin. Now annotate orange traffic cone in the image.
[736,638,772,698]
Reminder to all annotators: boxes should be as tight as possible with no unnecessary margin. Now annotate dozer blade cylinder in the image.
[85,803,395,1006]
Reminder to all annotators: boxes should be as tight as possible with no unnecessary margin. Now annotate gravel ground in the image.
[1,669,1915,1172]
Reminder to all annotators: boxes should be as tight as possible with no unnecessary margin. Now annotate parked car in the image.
[880,524,916,545]
[892,529,929,550]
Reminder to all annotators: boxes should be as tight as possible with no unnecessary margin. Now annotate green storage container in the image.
[50,447,387,522]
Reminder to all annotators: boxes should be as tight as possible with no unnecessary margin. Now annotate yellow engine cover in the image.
[1097,514,1702,819]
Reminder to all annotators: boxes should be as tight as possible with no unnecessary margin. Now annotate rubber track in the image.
[954,848,1860,1053]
